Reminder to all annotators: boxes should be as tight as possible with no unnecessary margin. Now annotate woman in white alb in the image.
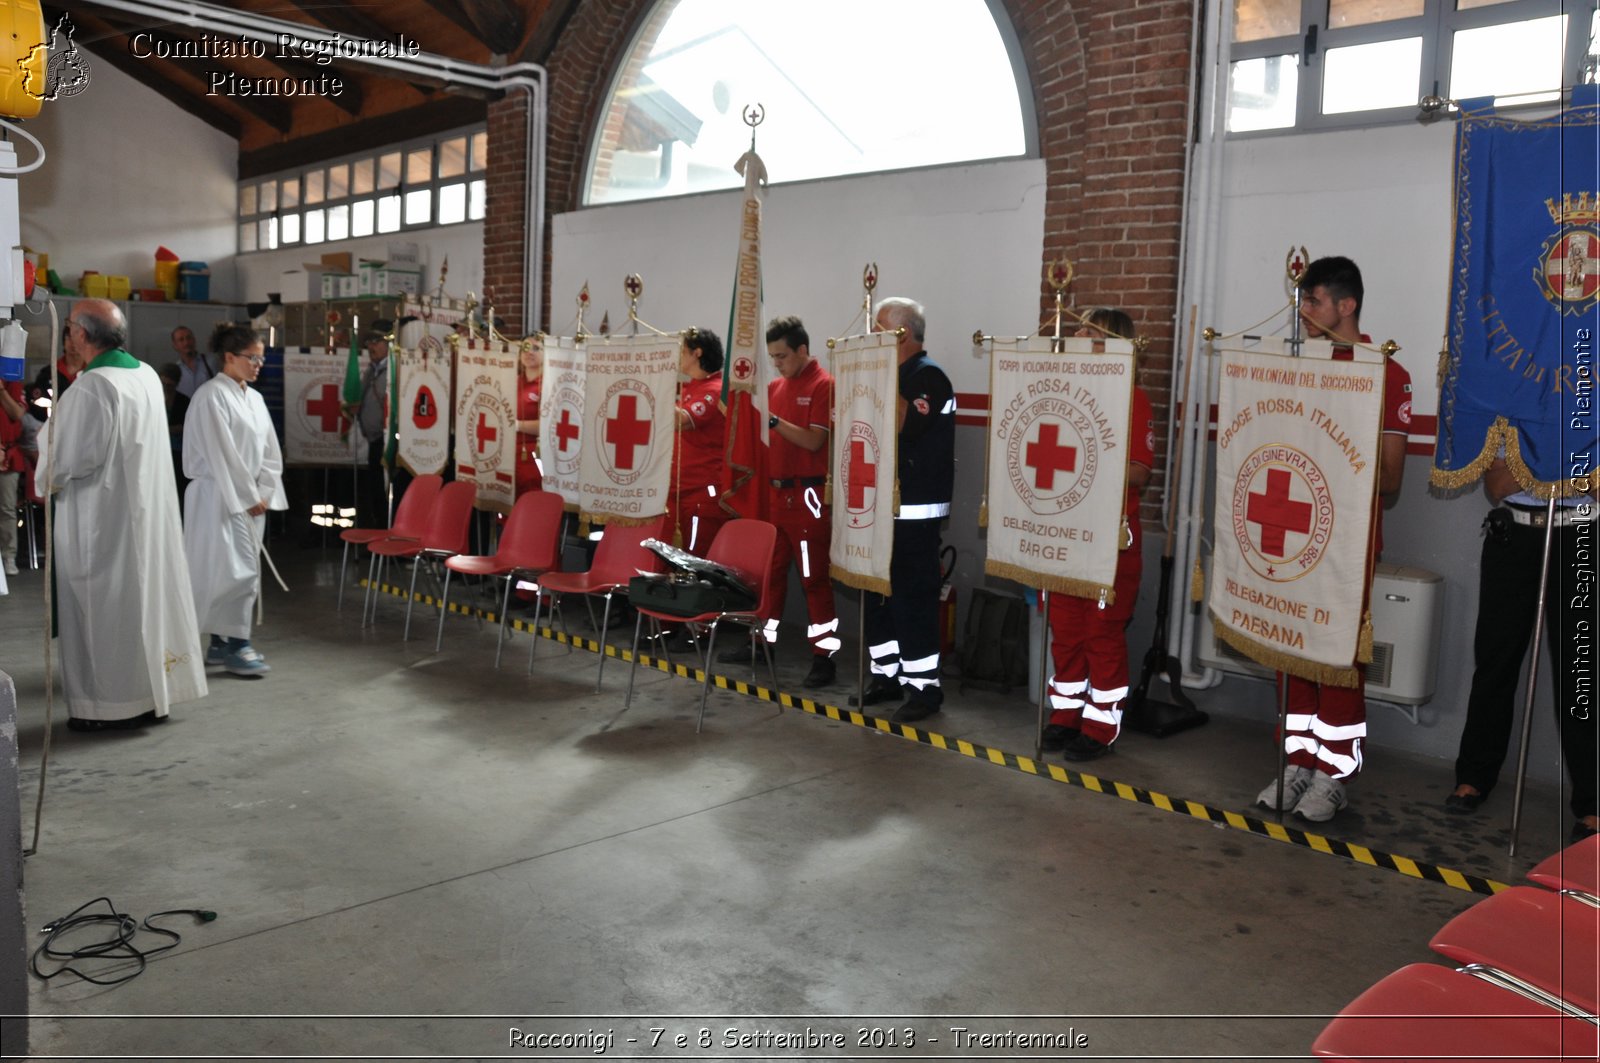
[183,323,287,676]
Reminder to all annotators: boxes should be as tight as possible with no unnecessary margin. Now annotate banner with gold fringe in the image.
[1207,339,1383,687]
[983,335,1133,600]
[828,330,897,594]
[453,337,519,515]
[577,335,679,525]
[395,344,451,477]
[540,335,587,509]
[282,347,361,467]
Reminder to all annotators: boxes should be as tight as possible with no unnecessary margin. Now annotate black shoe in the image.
[890,698,941,724]
[802,656,836,689]
[661,629,699,654]
[849,678,902,707]
[718,640,756,664]
[1060,733,1113,762]
[1040,723,1078,752]
[1444,789,1488,814]
[67,711,160,733]
[1573,820,1599,843]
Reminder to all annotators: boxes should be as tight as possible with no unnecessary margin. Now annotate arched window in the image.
[585,0,1031,205]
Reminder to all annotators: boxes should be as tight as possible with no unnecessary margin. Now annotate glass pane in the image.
[258,180,277,213]
[327,164,349,199]
[240,185,257,216]
[584,0,1026,205]
[378,152,402,190]
[304,170,324,204]
[1451,15,1567,101]
[404,188,431,225]
[280,177,300,209]
[438,182,467,224]
[377,193,402,233]
[406,147,432,184]
[305,208,325,245]
[1329,0,1423,29]
[259,217,277,251]
[328,203,350,241]
[239,222,257,253]
[468,179,486,220]
[351,199,374,238]
[1322,37,1422,113]
[439,136,468,179]
[469,132,488,171]
[1228,54,1299,131]
[281,213,300,244]
[1234,0,1299,42]
[351,158,373,195]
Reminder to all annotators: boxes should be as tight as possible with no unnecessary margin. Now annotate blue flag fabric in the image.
[1435,89,1600,498]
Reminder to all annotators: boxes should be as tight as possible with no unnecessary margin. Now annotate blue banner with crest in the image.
[1434,89,1600,498]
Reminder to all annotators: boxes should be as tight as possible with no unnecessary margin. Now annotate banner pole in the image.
[1036,591,1051,761]
[857,593,867,713]
[1508,496,1558,858]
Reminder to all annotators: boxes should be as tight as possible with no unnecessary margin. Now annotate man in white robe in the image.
[183,326,287,676]
[41,300,207,730]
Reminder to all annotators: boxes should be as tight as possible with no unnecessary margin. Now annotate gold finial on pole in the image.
[972,329,987,348]
[575,281,590,340]
[1202,326,1219,341]
[861,262,878,326]
[1045,256,1075,351]
[1380,339,1401,358]
[1285,246,1310,286]
[624,273,643,335]
[743,103,765,150]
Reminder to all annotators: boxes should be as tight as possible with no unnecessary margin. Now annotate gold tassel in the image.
[823,476,832,507]
[1190,558,1205,602]
[1356,608,1374,664]
[892,481,901,518]
[1119,514,1131,551]
[672,521,683,549]
[978,496,988,528]
[578,514,591,538]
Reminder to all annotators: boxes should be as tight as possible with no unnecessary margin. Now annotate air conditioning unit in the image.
[1198,560,1444,707]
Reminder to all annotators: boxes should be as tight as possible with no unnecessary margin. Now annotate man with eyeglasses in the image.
[40,299,207,731]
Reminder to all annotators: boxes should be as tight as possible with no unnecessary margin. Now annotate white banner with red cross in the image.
[283,347,361,466]
[395,344,452,477]
[577,334,680,524]
[540,335,587,509]
[453,337,519,514]
[828,331,898,595]
[983,335,1134,601]
[1207,338,1383,686]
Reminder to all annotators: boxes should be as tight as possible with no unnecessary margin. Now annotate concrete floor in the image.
[2,543,1578,1059]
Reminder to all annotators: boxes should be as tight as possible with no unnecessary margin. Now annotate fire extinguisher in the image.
[938,545,958,659]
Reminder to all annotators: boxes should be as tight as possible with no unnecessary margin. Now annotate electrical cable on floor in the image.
[29,897,217,986]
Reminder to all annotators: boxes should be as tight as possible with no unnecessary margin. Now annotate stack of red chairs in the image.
[337,473,442,613]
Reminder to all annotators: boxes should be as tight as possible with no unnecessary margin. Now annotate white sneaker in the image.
[1255,764,1313,811]
[224,644,271,677]
[1294,772,1348,822]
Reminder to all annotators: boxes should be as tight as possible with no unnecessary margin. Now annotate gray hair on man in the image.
[874,297,926,343]
[73,299,129,352]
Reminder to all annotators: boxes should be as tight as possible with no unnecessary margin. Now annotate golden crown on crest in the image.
[1545,191,1600,224]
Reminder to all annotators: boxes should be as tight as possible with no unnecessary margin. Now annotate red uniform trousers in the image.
[767,484,840,657]
[1282,673,1367,780]
[1046,520,1141,746]
[665,484,728,555]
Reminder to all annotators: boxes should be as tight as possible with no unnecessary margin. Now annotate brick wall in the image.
[485,0,1194,523]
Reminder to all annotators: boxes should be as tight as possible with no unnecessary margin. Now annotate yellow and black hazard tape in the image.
[367,580,1510,897]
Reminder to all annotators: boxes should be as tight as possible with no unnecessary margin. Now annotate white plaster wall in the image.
[234,225,483,308]
[17,58,238,301]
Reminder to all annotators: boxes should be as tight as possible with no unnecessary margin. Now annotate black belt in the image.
[1505,503,1594,528]
[770,476,826,489]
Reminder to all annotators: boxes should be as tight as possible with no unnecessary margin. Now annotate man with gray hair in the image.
[849,297,955,722]
[40,299,207,730]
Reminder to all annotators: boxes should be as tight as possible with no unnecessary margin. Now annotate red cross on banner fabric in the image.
[540,335,587,508]
[983,335,1134,600]
[1207,339,1384,685]
[282,347,362,466]
[453,337,519,514]
[829,330,899,594]
[577,335,679,524]
[396,344,452,477]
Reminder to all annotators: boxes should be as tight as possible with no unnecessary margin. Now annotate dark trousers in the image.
[362,441,412,528]
[865,516,944,706]
[1454,512,1597,819]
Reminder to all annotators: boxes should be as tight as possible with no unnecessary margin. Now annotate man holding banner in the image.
[1253,257,1411,821]
[669,327,727,553]
[851,297,955,722]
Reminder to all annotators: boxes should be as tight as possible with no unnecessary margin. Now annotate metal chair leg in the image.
[624,612,646,707]
[594,592,615,692]
[494,573,515,669]
[338,539,351,610]
[527,584,548,674]
[760,634,778,691]
[697,621,720,733]
[435,567,454,652]
[403,556,423,640]
[364,552,379,626]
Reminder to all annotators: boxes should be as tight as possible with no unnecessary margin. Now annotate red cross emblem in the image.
[554,406,580,452]
[1025,422,1077,490]
[1246,467,1313,558]
[624,273,643,299]
[732,356,754,382]
[847,437,877,509]
[475,411,498,454]
[605,393,651,470]
[306,384,345,433]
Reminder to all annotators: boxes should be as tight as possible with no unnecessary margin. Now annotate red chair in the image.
[624,518,778,732]
[536,517,665,691]
[365,480,476,639]
[1429,885,1600,1019]
[338,473,441,611]
[435,490,565,667]
[1529,833,1600,902]
[1312,963,1598,1061]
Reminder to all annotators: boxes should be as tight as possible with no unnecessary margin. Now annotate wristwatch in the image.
[768,414,779,430]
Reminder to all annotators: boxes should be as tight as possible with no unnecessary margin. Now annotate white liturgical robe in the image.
[183,374,288,640]
[42,353,207,721]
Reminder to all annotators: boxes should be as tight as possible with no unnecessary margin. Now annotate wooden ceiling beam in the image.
[518,0,577,64]
[421,0,524,56]
[282,0,397,45]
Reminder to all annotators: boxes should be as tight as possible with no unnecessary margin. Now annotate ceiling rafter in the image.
[421,0,525,56]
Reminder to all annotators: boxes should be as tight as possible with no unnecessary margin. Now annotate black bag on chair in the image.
[628,572,756,617]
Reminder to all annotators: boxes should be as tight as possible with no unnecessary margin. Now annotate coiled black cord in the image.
[30,897,216,986]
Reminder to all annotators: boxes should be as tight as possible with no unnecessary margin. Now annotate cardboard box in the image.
[372,268,421,296]
[385,241,420,268]
[285,266,325,302]
[321,271,358,300]
[357,259,385,296]
[318,251,352,274]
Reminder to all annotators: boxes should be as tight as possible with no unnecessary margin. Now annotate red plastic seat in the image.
[625,518,778,732]
[537,517,665,691]
[1429,885,1600,1018]
[435,489,565,667]
[365,480,476,639]
[337,473,441,611]
[1530,834,1600,902]
[1312,963,1598,1062]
